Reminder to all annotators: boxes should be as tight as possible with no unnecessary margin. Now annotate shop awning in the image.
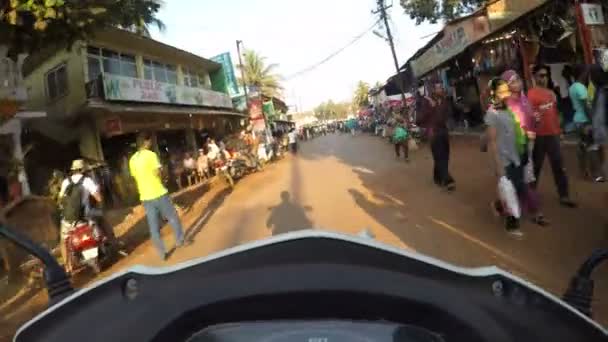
[85,99,247,118]
[408,0,551,78]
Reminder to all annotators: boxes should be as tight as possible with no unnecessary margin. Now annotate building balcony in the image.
[86,73,233,109]
[0,48,28,103]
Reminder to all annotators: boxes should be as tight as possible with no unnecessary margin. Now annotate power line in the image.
[284,19,380,81]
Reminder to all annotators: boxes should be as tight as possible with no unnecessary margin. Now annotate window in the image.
[183,68,209,88]
[46,63,68,101]
[183,68,199,88]
[144,59,153,80]
[144,59,177,84]
[87,46,138,80]
[200,74,211,88]
[166,65,177,84]
[152,61,166,83]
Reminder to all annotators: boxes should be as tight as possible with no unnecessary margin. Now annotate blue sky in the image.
[151,0,441,111]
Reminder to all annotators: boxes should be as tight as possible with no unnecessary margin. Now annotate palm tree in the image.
[238,50,283,98]
[119,0,166,37]
[353,81,370,109]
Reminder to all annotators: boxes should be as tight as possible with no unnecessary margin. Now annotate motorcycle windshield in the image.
[16,230,608,342]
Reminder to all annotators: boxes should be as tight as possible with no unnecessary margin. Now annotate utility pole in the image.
[236,40,249,104]
[373,0,408,120]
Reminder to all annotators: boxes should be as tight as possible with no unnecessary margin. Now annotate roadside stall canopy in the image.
[407,0,551,78]
[358,108,372,117]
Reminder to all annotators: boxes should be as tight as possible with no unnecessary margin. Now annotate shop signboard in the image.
[211,52,241,97]
[248,97,266,132]
[487,0,550,32]
[102,74,233,109]
[411,15,490,77]
[105,117,123,136]
[581,3,605,25]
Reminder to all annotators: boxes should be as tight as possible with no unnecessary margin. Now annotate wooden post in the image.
[575,2,594,64]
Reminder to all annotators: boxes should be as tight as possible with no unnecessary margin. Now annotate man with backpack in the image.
[58,159,116,272]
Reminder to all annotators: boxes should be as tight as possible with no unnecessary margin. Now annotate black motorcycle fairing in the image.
[14,231,608,342]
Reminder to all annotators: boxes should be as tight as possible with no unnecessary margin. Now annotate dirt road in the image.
[2,132,607,339]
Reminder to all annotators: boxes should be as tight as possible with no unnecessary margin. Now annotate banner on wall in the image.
[248,97,266,132]
[102,74,233,108]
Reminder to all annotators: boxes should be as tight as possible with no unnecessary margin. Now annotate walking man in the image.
[417,81,455,191]
[528,64,577,207]
[288,128,298,154]
[129,132,184,260]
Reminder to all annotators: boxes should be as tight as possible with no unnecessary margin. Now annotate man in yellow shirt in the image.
[129,132,184,260]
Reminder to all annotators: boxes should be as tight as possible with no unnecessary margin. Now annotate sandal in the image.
[532,215,549,227]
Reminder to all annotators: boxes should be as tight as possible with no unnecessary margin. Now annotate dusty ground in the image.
[1,132,607,340]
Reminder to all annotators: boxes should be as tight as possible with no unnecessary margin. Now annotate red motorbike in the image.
[65,220,113,274]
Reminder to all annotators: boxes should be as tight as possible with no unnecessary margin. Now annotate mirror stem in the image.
[0,224,73,304]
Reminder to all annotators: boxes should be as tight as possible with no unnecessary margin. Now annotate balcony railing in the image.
[86,73,233,109]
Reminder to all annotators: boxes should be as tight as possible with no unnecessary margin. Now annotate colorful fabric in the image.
[506,95,534,132]
[507,108,527,156]
[393,126,408,142]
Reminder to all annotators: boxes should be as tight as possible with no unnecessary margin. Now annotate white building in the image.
[0,46,45,196]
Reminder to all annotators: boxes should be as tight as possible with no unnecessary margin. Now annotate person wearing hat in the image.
[58,159,104,272]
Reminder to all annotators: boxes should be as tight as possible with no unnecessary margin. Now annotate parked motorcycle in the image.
[212,158,235,189]
[64,220,114,274]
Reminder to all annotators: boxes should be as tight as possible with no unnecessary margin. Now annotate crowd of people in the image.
[354,60,608,237]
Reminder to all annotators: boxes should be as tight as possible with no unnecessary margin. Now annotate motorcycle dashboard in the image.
[187,321,443,342]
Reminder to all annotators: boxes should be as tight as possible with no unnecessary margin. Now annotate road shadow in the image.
[184,187,232,243]
[302,133,608,324]
[266,191,313,236]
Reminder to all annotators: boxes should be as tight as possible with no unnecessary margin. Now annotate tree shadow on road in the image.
[266,191,313,236]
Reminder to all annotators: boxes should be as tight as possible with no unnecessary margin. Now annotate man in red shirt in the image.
[527,64,576,207]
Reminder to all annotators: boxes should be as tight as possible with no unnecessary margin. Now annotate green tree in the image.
[353,81,370,109]
[238,49,283,98]
[400,0,486,24]
[1,0,165,58]
[314,100,350,121]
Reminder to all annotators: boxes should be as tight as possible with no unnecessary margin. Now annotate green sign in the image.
[263,100,275,116]
[211,52,240,97]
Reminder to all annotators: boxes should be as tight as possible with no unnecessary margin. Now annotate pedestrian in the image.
[569,64,604,182]
[0,173,8,208]
[288,128,298,154]
[416,81,455,191]
[502,70,546,223]
[183,152,197,185]
[527,64,577,207]
[393,119,409,162]
[206,138,220,162]
[486,79,543,236]
[196,148,209,180]
[129,132,185,260]
[58,159,117,272]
